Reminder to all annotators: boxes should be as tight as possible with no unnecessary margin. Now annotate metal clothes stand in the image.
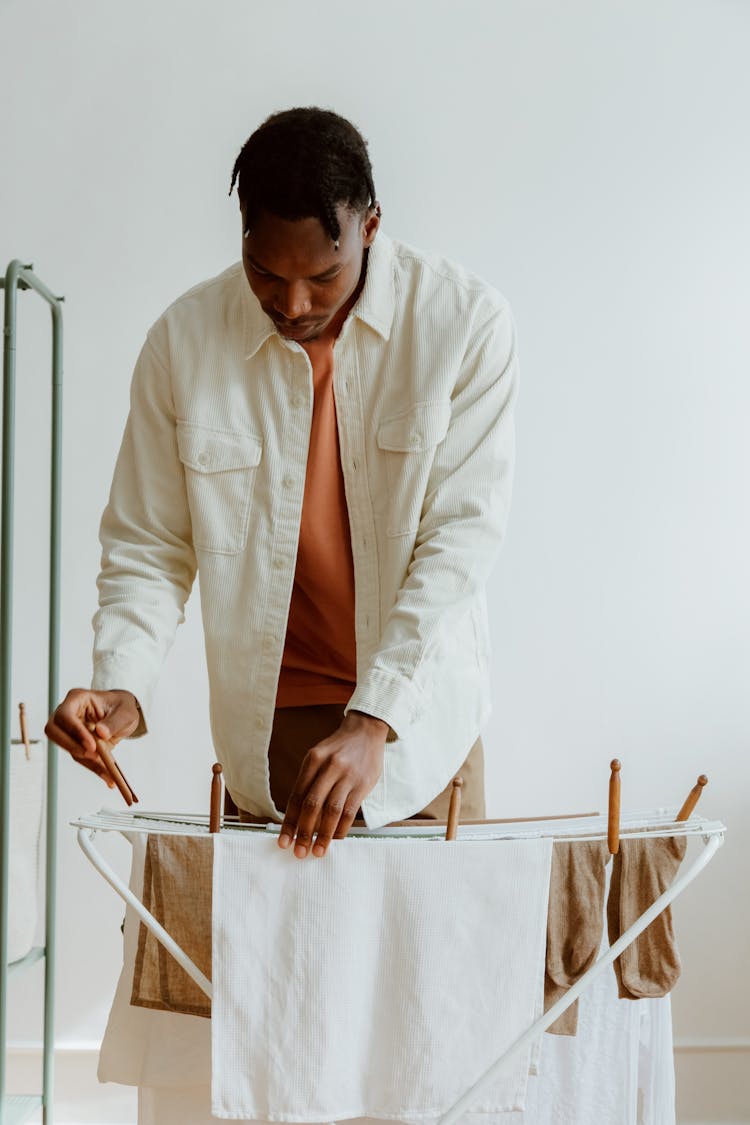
[0,261,64,1124]
[75,808,724,1124]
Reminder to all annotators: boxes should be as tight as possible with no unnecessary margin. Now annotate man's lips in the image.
[270,315,322,336]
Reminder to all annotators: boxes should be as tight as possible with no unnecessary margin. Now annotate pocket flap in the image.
[376,401,451,452]
[176,423,263,474]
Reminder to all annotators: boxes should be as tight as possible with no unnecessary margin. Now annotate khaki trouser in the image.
[229,704,485,823]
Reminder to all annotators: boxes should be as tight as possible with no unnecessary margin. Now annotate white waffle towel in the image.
[211,833,553,1122]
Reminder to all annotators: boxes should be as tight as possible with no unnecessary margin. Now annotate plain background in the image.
[2,0,748,1117]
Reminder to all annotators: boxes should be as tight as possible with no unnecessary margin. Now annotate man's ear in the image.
[362,203,381,248]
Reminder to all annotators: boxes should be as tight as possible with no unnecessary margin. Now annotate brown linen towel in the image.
[131,834,213,1018]
[544,839,611,1035]
[606,835,687,999]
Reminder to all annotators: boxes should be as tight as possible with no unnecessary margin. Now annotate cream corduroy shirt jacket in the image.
[91,232,518,826]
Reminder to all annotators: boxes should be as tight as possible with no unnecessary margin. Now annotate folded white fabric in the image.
[501,928,676,1125]
[504,944,642,1125]
[98,833,213,1090]
[137,987,675,1125]
[637,994,676,1125]
[211,834,553,1122]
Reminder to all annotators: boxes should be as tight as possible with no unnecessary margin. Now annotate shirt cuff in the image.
[346,669,428,741]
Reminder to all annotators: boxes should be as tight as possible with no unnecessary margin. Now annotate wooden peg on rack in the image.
[608,759,621,855]
[676,774,708,822]
[210,763,224,834]
[98,738,138,806]
[446,776,464,841]
[19,702,31,760]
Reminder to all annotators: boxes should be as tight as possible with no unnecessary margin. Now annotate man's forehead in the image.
[242,206,361,274]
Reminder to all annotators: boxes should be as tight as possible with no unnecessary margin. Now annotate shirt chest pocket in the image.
[176,422,263,554]
[376,401,451,537]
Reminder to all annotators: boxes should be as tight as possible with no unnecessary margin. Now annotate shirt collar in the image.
[241,278,277,361]
[349,231,394,341]
[241,230,395,359]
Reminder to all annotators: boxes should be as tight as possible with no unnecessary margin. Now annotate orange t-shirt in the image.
[275,333,357,706]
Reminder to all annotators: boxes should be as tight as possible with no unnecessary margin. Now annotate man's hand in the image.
[45,688,140,785]
[278,711,388,858]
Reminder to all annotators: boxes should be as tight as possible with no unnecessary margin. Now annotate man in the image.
[46,107,518,856]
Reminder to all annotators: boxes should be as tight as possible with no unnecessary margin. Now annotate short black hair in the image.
[229,107,376,245]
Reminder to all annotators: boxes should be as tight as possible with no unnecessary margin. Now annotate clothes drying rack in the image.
[74,804,724,1125]
[0,261,64,1125]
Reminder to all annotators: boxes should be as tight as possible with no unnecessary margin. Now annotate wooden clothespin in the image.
[446,776,464,841]
[608,759,621,855]
[210,763,223,834]
[86,722,138,806]
[676,774,708,822]
[19,702,31,760]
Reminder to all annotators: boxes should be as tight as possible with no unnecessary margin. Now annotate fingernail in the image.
[312,844,325,857]
[294,843,308,859]
[278,834,291,849]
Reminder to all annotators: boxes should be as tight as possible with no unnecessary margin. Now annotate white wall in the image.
[2,0,748,1112]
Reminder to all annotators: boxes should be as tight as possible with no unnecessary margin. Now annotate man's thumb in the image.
[95,703,136,744]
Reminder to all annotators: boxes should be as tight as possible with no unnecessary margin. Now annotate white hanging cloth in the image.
[211,833,553,1121]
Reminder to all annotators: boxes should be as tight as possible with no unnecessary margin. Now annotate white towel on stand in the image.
[98,833,213,1089]
[211,834,553,1122]
[136,989,674,1125]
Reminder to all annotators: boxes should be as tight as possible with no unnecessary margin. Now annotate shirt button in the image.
[272,558,284,570]
[255,717,265,730]
[291,394,304,408]
[282,475,294,489]
[410,432,422,448]
[198,453,208,466]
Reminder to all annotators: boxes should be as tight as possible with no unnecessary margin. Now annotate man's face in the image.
[241,203,380,343]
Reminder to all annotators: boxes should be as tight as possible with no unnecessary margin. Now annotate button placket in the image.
[253,348,313,749]
[333,333,379,661]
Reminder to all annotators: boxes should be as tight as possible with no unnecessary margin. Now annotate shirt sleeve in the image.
[346,299,519,737]
[91,327,197,725]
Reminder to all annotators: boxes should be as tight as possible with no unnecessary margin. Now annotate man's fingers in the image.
[278,793,301,851]
[49,710,97,756]
[287,784,328,858]
[44,720,113,785]
[278,752,326,852]
[331,794,362,842]
[311,781,354,857]
[279,795,316,857]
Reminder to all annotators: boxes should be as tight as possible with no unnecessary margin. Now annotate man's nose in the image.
[274,282,312,320]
